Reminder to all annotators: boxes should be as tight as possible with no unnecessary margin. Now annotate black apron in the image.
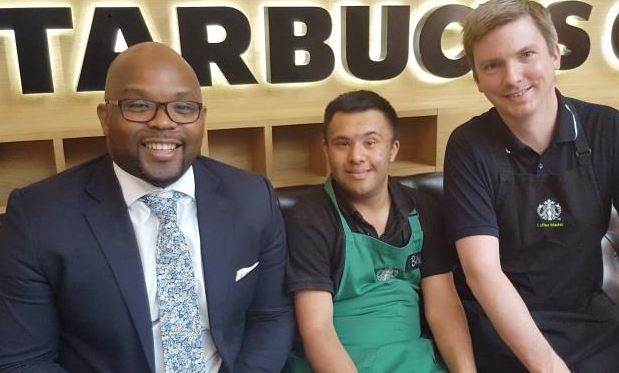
[464,102,619,372]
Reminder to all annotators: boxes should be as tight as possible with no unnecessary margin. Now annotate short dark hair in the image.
[463,0,557,80]
[323,90,399,142]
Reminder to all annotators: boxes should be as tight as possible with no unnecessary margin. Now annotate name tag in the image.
[405,253,422,272]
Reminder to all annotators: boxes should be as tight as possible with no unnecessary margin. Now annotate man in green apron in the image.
[286,90,475,372]
[444,0,619,371]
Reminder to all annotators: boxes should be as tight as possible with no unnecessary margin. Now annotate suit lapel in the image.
[84,157,155,373]
[194,159,235,332]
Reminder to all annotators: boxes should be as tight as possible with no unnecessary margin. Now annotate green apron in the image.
[288,179,445,373]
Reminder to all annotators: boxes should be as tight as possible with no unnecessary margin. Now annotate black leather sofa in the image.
[276,172,619,303]
[0,172,616,301]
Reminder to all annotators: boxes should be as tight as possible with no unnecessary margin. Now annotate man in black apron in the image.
[444,0,619,371]
[286,90,475,372]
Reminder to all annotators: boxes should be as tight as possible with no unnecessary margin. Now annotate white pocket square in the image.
[235,261,259,282]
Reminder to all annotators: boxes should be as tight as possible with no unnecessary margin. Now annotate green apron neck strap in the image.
[324,177,353,235]
[408,208,422,242]
[325,177,423,238]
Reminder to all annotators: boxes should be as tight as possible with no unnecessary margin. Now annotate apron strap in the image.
[324,177,353,235]
[408,209,422,245]
[564,101,592,167]
[495,101,593,170]
[323,177,423,244]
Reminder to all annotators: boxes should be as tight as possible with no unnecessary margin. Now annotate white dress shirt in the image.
[113,163,222,373]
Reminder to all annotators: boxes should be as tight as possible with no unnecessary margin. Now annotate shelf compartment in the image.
[0,140,56,210]
[391,115,437,175]
[207,127,267,175]
[271,123,326,187]
[63,136,107,170]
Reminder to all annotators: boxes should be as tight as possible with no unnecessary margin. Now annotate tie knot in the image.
[139,191,183,222]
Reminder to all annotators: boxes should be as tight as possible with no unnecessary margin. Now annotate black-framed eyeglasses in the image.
[106,99,203,125]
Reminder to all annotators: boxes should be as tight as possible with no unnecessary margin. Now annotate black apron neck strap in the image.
[564,101,591,166]
[496,101,591,170]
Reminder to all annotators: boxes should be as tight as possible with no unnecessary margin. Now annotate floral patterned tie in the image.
[139,191,206,373]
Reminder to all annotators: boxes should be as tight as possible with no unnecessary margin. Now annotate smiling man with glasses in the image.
[105,99,203,125]
[0,42,294,373]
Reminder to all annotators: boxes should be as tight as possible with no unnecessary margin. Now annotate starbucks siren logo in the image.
[375,268,399,282]
[537,199,562,221]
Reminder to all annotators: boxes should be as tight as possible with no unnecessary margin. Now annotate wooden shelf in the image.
[63,136,107,170]
[270,169,328,188]
[0,140,56,212]
[271,123,327,186]
[0,111,440,211]
[394,115,437,172]
[390,161,436,176]
[207,127,268,175]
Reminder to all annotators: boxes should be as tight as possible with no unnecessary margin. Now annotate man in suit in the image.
[0,42,294,372]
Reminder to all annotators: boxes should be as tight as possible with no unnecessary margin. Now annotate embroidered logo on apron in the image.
[375,268,400,281]
[536,198,564,228]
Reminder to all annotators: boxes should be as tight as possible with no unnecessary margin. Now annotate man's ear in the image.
[321,138,328,157]
[552,44,561,70]
[97,103,110,136]
[389,140,400,162]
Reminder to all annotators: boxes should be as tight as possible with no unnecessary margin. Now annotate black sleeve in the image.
[444,124,500,244]
[285,190,344,295]
[414,189,456,278]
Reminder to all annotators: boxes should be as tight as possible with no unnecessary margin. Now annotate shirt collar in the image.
[332,176,412,219]
[555,91,578,143]
[497,89,577,153]
[113,162,196,206]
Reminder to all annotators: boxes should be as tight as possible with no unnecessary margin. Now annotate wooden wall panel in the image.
[0,0,618,212]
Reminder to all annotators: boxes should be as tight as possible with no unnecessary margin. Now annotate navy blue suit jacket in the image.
[0,155,294,372]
